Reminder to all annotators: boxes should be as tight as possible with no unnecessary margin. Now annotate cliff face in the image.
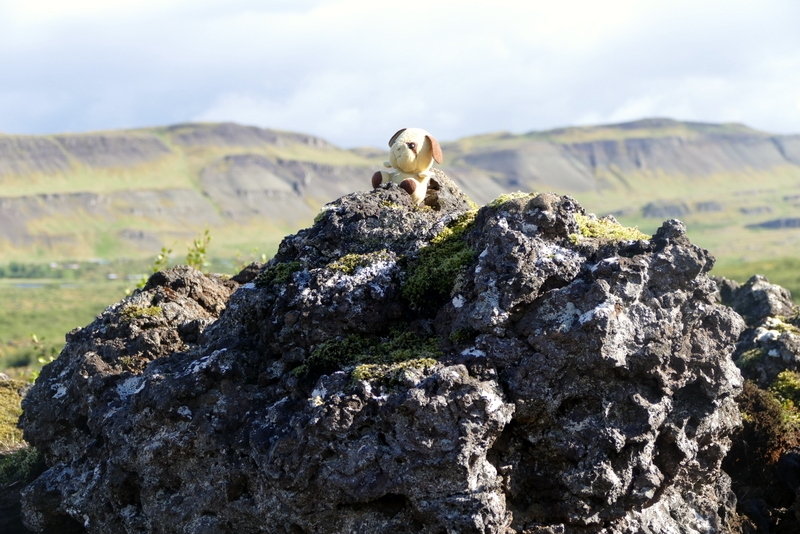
[0,122,373,260]
[19,175,746,533]
[445,119,800,196]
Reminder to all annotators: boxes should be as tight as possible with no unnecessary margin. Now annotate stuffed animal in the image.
[371,127,443,205]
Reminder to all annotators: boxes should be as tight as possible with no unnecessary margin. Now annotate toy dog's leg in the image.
[399,179,417,196]
[372,170,394,189]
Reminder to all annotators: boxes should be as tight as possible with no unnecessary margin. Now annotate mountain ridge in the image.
[1,119,800,268]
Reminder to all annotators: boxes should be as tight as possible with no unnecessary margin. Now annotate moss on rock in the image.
[736,347,768,370]
[569,213,649,244]
[294,330,442,379]
[769,370,800,423]
[352,358,438,386]
[487,191,538,208]
[327,250,392,275]
[402,210,478,311]
[120,305,162,321]
[728,381,799,476]
[0,446,45,487]
[254,261,302,288]
[765,316,800,336]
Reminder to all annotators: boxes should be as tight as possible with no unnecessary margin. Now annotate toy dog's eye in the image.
[407,142,416,150]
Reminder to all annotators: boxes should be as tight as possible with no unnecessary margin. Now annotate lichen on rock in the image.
[18,176,748,533]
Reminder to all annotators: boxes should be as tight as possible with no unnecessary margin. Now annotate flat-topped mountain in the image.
[445,118,800,198]
[1,119,799,266]
[0,123,377,260]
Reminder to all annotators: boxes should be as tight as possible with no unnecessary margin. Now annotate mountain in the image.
[445,118,800,196]
[0,123,380,261]
[1,119,800,268]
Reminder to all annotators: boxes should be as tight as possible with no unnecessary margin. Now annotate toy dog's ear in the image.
[388,128,407,147]
[427,134,443,164]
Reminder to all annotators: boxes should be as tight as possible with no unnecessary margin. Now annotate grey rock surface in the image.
[20,177,746,533]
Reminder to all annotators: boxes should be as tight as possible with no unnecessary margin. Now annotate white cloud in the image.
[1,0,799,145]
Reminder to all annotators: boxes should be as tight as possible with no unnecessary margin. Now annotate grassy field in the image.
[0,269,134,377]
[0,248,271,379]
[713,257,800,300]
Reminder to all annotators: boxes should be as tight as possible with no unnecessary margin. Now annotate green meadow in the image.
[0,250,269,380]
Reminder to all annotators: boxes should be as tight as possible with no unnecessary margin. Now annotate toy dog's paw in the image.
[371,171,383,189]
[383,161,392,168]
[399,179,417,196]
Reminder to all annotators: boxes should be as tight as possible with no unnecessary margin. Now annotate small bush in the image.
[0,447,45,487]
[186,228,212,272]
[726,381,799,484]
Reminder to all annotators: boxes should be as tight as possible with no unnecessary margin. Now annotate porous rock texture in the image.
[718,275,800,387]
[20,173,747,533]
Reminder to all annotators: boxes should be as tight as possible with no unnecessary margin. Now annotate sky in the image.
[1,0,799,147]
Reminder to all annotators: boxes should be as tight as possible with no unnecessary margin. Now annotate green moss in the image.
[313,209,328,224]
[403,210,478,310]
[352,358,438,385]
[569,213,650,244]
[0,379,25,452]
[449,327,479,345]
[294,330,442,379]
[327,250,392,275]
[737,347,768,370]
[120,305,162,321]
[487,191,537,208]
[0,446,45,486]
[770,370,800,409]
[254,261,302,288]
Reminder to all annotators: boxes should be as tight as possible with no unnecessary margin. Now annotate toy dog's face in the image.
[388,128,443,174]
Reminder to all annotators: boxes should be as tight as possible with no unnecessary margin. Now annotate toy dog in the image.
[371,127,443,205]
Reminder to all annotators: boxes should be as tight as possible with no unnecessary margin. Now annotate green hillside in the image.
[0,123,381,263]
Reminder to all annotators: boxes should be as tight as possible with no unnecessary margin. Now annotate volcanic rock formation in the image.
[20,173,746,533]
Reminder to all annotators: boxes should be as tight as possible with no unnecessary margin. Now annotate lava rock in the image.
[718,275,800,387]
[20,177,746,533]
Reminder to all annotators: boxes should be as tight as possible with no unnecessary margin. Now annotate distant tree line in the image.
[0,262,80,279]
